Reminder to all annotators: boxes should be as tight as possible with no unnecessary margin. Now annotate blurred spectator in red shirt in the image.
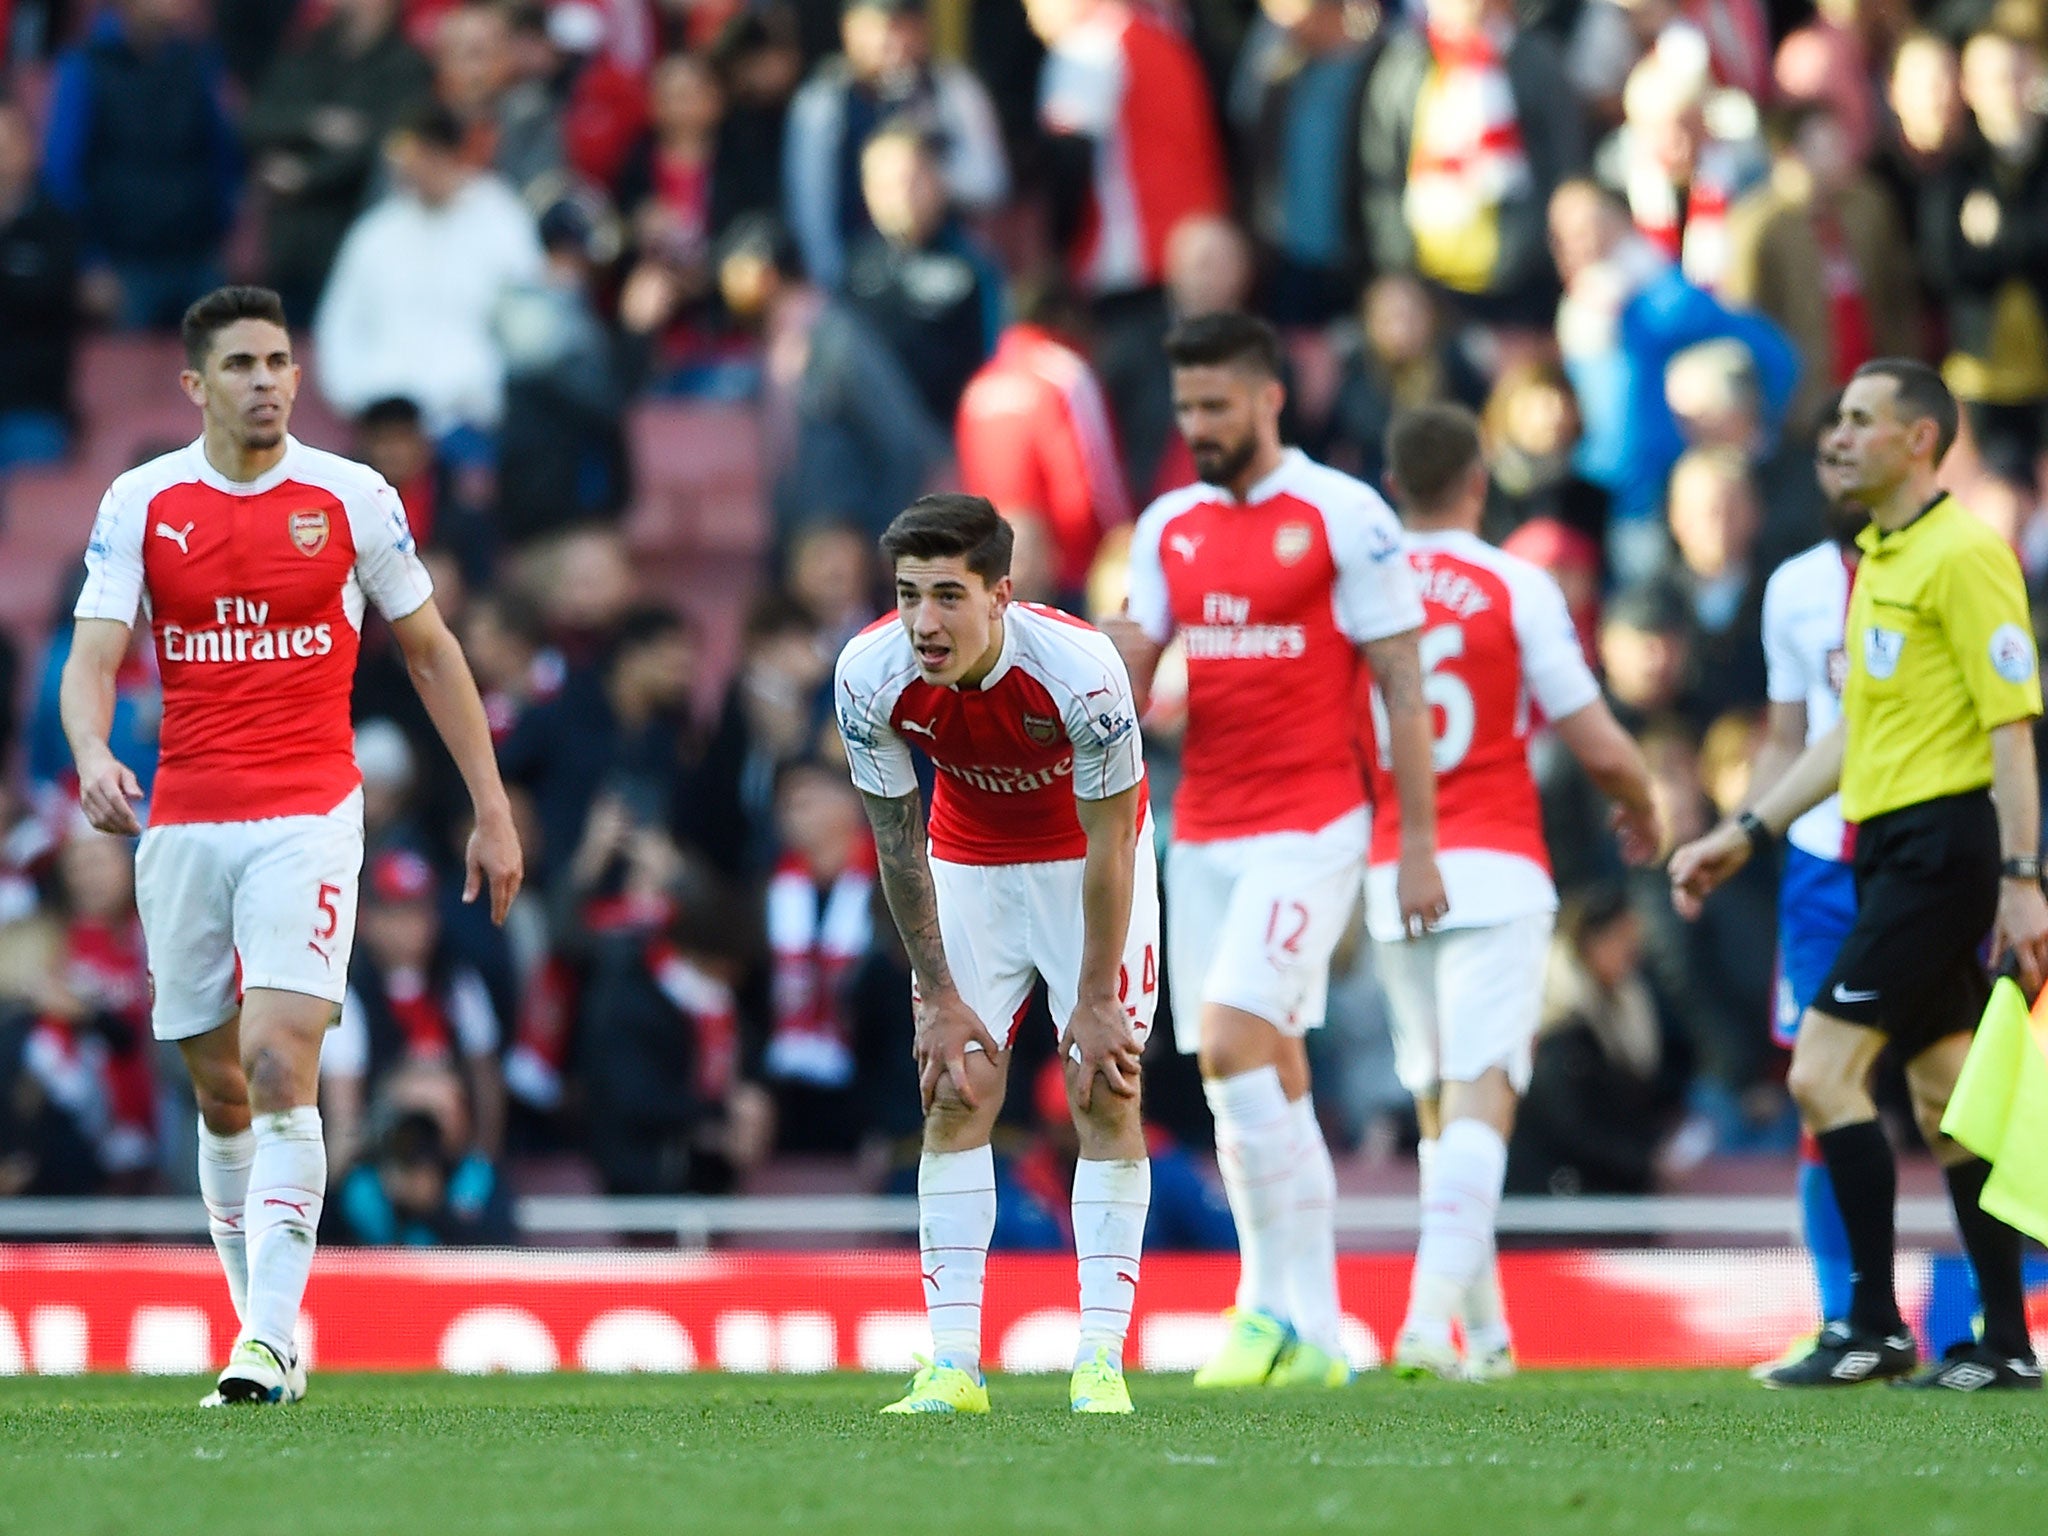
[957,284,1132,604]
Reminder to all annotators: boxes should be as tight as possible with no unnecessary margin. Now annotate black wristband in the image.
[2002,855,2042,882]
[1736,811,1774,856]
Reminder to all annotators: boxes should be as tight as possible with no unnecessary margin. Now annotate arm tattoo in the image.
[1366,635,1426,716]
[861,790,955,993]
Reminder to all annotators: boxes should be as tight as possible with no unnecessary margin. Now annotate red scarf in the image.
[649,942,739,1102]
[383,967,454,1064]
[764,849,874,1090]
[1407,22,1529,208]
[1629,139,1741,293]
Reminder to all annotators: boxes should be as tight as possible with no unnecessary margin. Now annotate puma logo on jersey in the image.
[900,718,939,740]
[1167,531,1204,562]
[154,521,195,553]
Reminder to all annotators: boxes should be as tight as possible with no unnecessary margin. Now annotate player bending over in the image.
[835,494,1158,1414]
[61,287,521,1405]
[1372,406,1662,1380]
[1108,312,1443,1389]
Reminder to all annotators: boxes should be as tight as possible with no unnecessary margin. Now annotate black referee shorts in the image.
[1812,789,2000,1058]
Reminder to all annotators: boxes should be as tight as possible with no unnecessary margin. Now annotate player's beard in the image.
[1190,433,1257,488]
[1821,495,1869,547]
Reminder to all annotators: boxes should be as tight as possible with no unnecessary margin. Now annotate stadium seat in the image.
[623,401,768,562]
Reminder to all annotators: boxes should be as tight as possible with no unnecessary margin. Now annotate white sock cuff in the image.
[1417,1137,1438,1190]
[919,1145,995,1197]
[1073,1157,1151,1204]
[1287,1096,1321,1141]
[1203,1066,1290,1130]
[198,1119,256,1164]
[255,1106,324,1144]
[1438,1119,1508,1185]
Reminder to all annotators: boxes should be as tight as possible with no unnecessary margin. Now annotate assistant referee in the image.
[1672,359,2048,1392]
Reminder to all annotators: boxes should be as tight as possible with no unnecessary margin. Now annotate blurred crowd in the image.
[3,0,2048,1240]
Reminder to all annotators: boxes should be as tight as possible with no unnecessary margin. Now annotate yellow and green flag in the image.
[1942,977,2048,1244]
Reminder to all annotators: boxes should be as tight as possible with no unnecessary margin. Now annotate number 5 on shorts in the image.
[315,882,341,941]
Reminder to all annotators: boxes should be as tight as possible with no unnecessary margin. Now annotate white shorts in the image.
[928,822,1162,1050]
[134,788,365,1042]
[1163,808,1367,1053]
[1374,912,1554,1096]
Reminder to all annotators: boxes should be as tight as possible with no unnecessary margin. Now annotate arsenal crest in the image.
[1273,521,1312,565]
[1022,712,1060,746]
[289,508,331,556]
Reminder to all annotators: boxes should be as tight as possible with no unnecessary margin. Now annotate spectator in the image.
[614,52,742,329]
[1723,102,1919,436]
[1233,0,1384,327]
[704,4,804,224]
[1664,446,1767,720]
[0,89,79,471]
[1316,272,1487,485]
[762,760,873,1153]
[1031,0,1227,496]
[572,844,771,1195]
[242,0,435,319]
[1547,177,1798,581]
[1507,882,1680,1195]
[500,602,703,884]
[1885,29,1966,184]
[353,718,425,851]
[460,588,564,748]
[783,0,1009,289]
[1482,360,1611,551]
[783,518,884,651]
[315,104,546,439]
[321,848,507,1177]
[491,194,635,547]
[1922,25,2048,478]
[328,1106,517,1245]
[1361,0,1584,329]
[1568,0,1772,126]
[1772,0,1888,168]
[40,0,239,328]
[690,592,836,879]
[524,522,639,665]
[1598,581,1701,732]
[956,282,1132,604]
[1503,516,1604,664]
[1609,41,1762,297]
[432,0,565,199]
[1664,337,1829,566]
[844,121,1005,426]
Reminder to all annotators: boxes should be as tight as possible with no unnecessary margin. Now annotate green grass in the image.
[0,1371,2039,1536]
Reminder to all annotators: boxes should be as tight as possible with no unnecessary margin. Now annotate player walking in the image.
[834,494,1157,1415]
[60,287,521,1405]
[1110,312,1442,1389]
[1370,406,1661,1380]
[1746,400,1863,1374]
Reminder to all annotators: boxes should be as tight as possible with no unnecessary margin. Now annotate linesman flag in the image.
[1943,977,2048,1244]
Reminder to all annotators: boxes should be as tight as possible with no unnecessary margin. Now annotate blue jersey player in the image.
[1748,410,1864,1369]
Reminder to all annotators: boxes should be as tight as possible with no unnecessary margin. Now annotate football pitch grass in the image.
[1,1371,2038,1536]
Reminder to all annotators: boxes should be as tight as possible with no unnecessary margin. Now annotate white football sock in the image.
[240,1107,327,1360]
[1073,1157,1151,1369]
[1285,1096,1344,1355]
[919,1146,997,1375]
[1421,1134,1508,1351]
[1204,1066,1297,1320]
[1404,1118,1507,1348]
[197,1118,254,1324]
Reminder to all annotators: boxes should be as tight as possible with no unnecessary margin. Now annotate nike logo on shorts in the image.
[1832,984,1880,1005]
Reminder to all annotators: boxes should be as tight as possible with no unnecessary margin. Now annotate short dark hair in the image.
[1853,357,1959,464]
[879,493,1013,584]
[180,286,288,369]
[1385,404,1483,516]
[1164,310,1283,381]
[608,603,695,667]
[357,396,425,434]
[397,100,468,154]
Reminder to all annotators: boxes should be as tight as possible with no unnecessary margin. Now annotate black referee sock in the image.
[1944,1157,2033,1360]
[1815,1121,1905,1336]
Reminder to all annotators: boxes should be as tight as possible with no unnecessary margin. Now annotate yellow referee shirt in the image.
[1841,496,2043,823]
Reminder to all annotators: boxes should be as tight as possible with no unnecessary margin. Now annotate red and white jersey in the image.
[1037,3,1227,295]
[833,603,1145,866]
[1362,528,1601,941]
[1127,448,1423,843]
[1761,539,1854,863]
[74,436,435,827]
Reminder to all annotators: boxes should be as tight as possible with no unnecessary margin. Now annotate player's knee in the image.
[242,1041,312,1113]
[190,1073,250,1133]
[1784,1052,1843,1124]
[1910,1095,1952,1156]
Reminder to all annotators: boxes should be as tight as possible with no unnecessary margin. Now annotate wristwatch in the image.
[2002,855,2043,882]
[1736,811,1774,856]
